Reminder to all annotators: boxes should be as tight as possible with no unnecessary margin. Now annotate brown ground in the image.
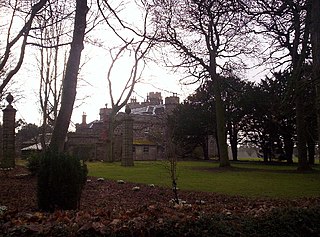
[1,166,320,235]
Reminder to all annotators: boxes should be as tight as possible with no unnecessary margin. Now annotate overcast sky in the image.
[10,42,199,128]
[2,1,266,130]
[0,1,197,129]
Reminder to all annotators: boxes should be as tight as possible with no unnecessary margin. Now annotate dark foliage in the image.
[243,207,320,237]
[37,152,88,212]
[16,123,40,144]
[158,207,320,237]
[26,153,41,176]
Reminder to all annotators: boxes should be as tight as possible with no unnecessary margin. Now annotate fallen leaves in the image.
[1,166,320,236]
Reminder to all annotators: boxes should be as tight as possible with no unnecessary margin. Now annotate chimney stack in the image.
[82,112,87,125]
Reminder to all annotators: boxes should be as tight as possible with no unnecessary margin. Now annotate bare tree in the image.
[31,1,76,151]
[165,117,180,204]
[148,0,256,167]
[49,0,88,152]
[30,0,103,151]
[97,0,156,161]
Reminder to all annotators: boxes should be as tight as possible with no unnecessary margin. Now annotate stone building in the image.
[66,92,180,161]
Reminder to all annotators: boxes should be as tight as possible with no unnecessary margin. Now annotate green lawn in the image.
[87,161,320,199]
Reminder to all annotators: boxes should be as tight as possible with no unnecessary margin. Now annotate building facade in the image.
[66,92,180,161]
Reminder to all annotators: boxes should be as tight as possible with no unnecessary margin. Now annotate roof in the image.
[131,105,165,115]
[21,143,43,151]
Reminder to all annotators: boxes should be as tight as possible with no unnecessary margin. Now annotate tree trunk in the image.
[202,136,209,160]
[214,133,220,159]
[306,109,317,165]
[261,138,270,163]
[212,76,230,167]
[311,0,320,160]
[50,0,88,152]
[283,135,294,164]
[106,117,115,162]
[228,122,238,161]
[263,150,268,163]
[296,89,310,170]
[230,139,237,161]
[262,144,269,163]
[293,0,312,171]
[307,136,315,165]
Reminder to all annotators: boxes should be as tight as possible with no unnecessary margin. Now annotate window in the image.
[143,146,149,153]
[132,146,136,153]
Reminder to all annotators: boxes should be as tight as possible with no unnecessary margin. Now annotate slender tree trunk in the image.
[307,140,315,165]
[50,0,88,152]
[306,116,316,165]
[228,123,238,161]
[230,139,237,161]
[283,135,294,164]
[262,141,269,163]
[311,0,320,161]
[202,136,209,160]
[262,150,268,163]
[214,133,220,159]
[296,89,310,170]
[292,0,312,170]
[106,116,115,162]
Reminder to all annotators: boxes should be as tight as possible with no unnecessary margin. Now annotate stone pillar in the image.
[121,106,134,166]
[1,93,16,168]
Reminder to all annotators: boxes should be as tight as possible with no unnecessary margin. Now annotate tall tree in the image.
[222,76,251,161]
[33,1,71,151]
[241,81,280,162]
[149,0,256,167]
[49,0,88,152]
[292,1,312,171]
[300,65,317,165]
[97,0,155,161]
[243,73,296,163]
[311,0,320,156]
[273,72,296,164]
[252,0,312,170]
[169,98,216,160]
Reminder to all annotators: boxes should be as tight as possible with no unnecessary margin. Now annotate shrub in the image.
[37,151,88,212]
[243,207,320,237]
[26,153,41,176]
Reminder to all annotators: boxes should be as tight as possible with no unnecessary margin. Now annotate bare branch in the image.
[0,0,49,95]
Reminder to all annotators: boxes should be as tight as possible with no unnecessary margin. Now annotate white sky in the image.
[2,1,266,130]
[7,34,263,130]
[1,1,198,129]
[10,47,198,128]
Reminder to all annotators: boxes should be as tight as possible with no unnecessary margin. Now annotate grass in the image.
[87,160,320,199]
[87,161,171,187]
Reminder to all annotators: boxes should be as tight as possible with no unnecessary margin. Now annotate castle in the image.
[66,92,180,161]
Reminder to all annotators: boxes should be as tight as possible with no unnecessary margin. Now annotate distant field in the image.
[87,161,320,198]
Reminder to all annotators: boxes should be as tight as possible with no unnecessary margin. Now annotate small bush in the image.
[26,153,41,176]
[37,151,88,212]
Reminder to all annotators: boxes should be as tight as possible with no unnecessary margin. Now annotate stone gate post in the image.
[1,93,16,168]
